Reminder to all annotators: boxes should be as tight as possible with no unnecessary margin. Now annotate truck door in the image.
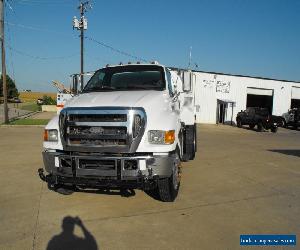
[245,108,255,123]
[243,108,250,123]
[167,70,181,113]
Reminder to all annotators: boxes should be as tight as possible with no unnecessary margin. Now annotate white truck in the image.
[38,63,197,202]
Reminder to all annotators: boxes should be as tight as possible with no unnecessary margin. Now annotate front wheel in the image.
[181,125,196,161]
[157,152,181,202]
[257,122,263,132]
[271,126,278,133]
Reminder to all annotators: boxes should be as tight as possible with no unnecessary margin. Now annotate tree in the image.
[42,95,57,105]
[0,74,19,98]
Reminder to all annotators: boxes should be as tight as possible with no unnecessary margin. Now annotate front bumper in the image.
[41,151,175,189]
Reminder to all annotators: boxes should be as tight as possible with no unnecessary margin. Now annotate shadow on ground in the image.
[46,216,99,250]
[268,149,300,157]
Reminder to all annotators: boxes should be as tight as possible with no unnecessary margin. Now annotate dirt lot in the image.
[0,125,299,250]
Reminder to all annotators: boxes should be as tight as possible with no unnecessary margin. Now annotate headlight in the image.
[148,130,175,144]
[44,129,58,142]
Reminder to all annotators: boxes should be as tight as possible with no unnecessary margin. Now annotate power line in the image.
[6,22,150,64]
[13,0,74,6]
[5,21,76,38]
[6,22,151,64]
[6,21,150,63]
[7,45,79,60]
[86,36,149,63]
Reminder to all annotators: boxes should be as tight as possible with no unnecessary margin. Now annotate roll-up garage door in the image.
[247,87,273,96]
[291,87,300,108]
[246,87,274,113]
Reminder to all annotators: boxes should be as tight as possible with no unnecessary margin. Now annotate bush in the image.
[42,95,57,105]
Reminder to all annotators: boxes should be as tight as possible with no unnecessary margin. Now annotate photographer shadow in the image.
[47,216,99,250]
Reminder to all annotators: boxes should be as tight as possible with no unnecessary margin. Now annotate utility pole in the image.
[0,0,8,124]
[79,3,84,91]
[73,1,91,91]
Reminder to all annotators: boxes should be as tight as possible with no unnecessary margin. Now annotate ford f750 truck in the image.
[38,63,197,202]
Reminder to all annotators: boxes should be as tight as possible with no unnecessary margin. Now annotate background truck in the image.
[38,63,197,202]
[282,108,300,129]
[236,107,279,132]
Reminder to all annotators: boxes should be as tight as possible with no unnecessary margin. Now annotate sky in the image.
[4,0,300,92]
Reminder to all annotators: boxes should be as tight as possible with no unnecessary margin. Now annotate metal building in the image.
[191,70,300,124]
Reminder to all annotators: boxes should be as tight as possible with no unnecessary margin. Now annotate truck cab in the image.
[39,63,197,202]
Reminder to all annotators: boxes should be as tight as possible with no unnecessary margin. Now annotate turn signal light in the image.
[44,130,48,141]
[164,130,175,144]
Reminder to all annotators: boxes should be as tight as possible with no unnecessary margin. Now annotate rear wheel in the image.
[157,151,181,202]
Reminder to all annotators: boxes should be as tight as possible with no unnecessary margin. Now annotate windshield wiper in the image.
[125,85,163,90]
[83,85,116,92]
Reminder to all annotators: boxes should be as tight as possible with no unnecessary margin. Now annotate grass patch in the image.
[8,119,49,125]
[20,103,41,112]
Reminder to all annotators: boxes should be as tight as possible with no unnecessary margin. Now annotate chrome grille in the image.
[59,107,146,153]
[68,114,127,123]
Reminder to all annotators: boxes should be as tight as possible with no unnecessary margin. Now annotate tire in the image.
[257,121,263,132]
[237,118,242,128]
[157,151,181,202]
[194,125,197,153]
[271,126,278,133]
[182,125,196,161]
[249,124,255,129]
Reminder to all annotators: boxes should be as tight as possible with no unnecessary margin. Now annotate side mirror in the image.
[182,71,192,92]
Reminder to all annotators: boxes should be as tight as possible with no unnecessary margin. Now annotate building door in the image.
[291,87,300,108]
[246,87,274,114]
[217,101,227,124]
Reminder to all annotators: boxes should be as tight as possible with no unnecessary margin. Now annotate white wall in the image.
[194,71,299,124]
[194,73,216,123]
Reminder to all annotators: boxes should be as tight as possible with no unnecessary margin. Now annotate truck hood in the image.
[65,90,169,109]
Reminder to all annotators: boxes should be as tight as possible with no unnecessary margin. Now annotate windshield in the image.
[257,108,269,116]
[83,65,166,92]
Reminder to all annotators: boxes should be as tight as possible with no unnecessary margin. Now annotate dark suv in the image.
[236,107,278,133]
